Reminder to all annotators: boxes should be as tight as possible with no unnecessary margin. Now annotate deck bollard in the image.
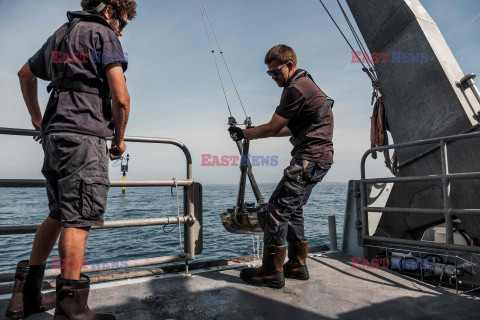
[328,215,338,251]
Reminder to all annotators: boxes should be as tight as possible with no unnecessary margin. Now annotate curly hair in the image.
[265,44,297,66]
[81,0,137,20]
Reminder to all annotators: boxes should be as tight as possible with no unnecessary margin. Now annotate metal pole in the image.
[0,179,194,188]
[460,284,480,295]
[328,215,338,251]
[363,207,480,216]
[364,235,480,254]
[360,153,369,244]
[360,130,480,160]
[440,140,454,245]
[185,260,190,277]
[235,138,250,212]
[184,184,196,260]
[0,254,189,283]
[0,217,191,235]
[361,171,480,184]
[234,141,264,204]
[471,85,480,105]
[0,128,193,181]
[120,136,193,180]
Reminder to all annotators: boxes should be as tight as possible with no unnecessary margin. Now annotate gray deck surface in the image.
[1,252,479,320]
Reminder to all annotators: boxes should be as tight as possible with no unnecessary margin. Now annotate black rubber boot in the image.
[284,240,310,280]
[5,260,56,320]
[53,274,116,320]
[240,245,286,289]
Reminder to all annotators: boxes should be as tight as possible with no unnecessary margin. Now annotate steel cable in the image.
[199,0,248,119]
[162,179,184,255]
[318,0,380,87]
[336,0,378,81]
[197,0,233,117]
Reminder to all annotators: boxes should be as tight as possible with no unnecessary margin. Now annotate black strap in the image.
[47,17,109,98]
[304,71,334,120]
[304,72,334,107]
[314,98,334,119]
[47,77,101,95]
[55,18,81,85]
[291,71,334,120]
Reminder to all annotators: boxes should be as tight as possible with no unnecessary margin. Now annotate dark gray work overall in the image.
[261,70,334,246]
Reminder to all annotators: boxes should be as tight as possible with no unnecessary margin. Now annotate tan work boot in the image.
[284,240,309,280]
[240,244,286,289]
[5,260,56,320]
[53,274,116,320]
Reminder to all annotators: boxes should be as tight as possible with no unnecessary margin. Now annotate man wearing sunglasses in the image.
[5,1,136,319]
[229,44,334,289]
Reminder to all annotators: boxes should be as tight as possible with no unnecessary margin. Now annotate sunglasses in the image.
[113,9,127,31]
[266,62,289,77]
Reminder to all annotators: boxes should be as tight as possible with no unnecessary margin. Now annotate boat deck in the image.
[1,252,479,319]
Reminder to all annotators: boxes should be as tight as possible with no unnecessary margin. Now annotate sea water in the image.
[0,183,347,273]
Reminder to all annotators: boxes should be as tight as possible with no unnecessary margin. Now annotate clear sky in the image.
[0,0,479,185]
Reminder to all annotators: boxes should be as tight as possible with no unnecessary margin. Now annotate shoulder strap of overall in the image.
[303,71,334,118]
[47,18,82,95]
[47,3,112,97]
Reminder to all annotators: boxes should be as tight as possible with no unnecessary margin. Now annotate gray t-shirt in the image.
[275,69,334,163]
[28,10,127,138]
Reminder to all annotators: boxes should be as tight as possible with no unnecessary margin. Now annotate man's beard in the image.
[108,21,121,36]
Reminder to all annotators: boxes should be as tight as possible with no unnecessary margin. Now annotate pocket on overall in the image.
[305,163,331,183]
[81,177,110,219]
[277,177,305,208]
[279,160,307,207]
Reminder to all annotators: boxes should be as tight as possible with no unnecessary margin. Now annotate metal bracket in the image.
[459,74,480,105]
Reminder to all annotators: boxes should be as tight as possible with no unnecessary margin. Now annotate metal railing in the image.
[360,130,480,254]
[0,128,202,282]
